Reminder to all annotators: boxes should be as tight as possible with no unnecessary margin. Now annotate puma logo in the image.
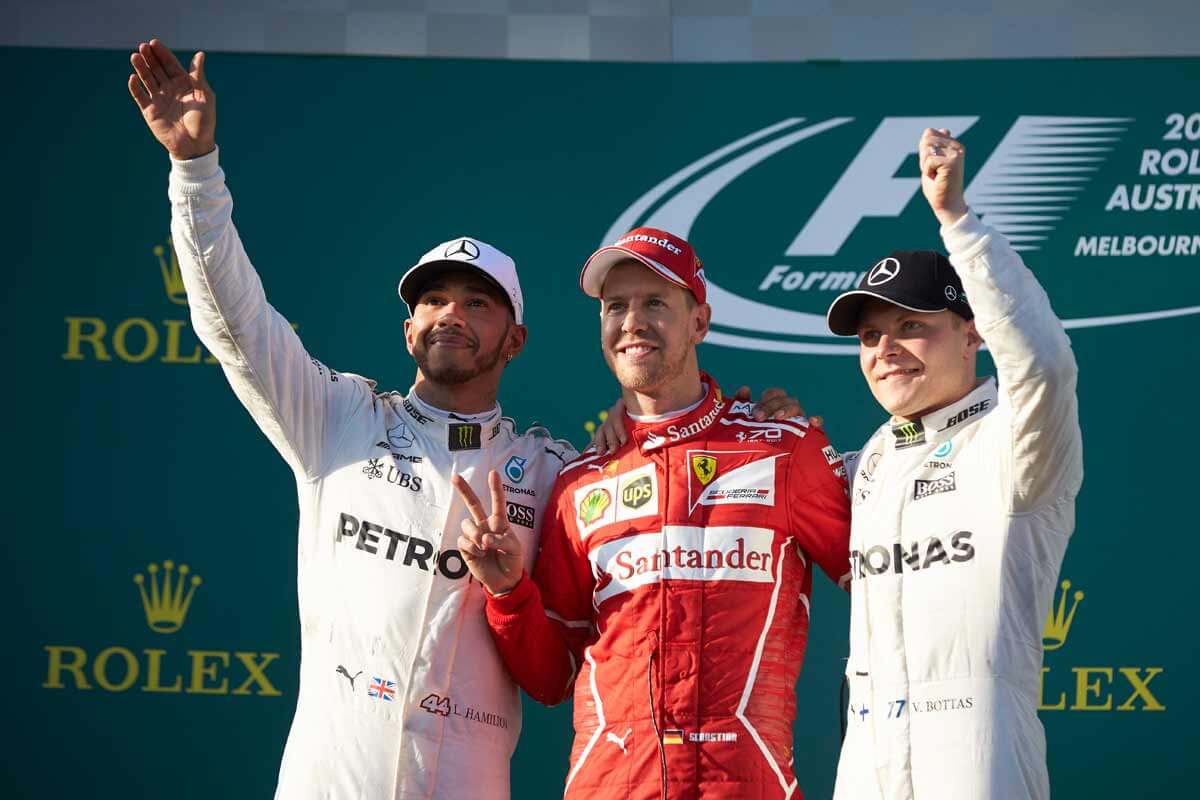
[605,727,632,754]
[336,665,363,690]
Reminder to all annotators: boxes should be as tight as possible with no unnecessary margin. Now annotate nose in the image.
[877,333,901,358]
[434,301,467,327]
[620,306,647,335]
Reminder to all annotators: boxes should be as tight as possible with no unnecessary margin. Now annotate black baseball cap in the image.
[826,250,973,336]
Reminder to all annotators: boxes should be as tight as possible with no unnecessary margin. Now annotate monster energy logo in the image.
[891,420,926,449]
[448,423,482,451]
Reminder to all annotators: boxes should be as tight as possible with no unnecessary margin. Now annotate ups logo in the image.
[622,476,653,510]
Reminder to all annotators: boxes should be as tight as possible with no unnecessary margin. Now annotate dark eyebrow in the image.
[421,280,496,297]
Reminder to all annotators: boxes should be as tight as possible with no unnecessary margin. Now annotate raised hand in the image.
[453,470,525,596]
[127,39,216,160]
[919,127,969,228]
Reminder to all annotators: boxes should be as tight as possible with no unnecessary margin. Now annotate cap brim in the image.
[825,290,947,336]
[579,246,688,298]
[398,260,511,312]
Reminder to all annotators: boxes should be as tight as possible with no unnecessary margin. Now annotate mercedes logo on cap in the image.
[867,257,900,287]
[944,285,958,301]
[444,239,481,260]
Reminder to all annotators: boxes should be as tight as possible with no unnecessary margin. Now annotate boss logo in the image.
[507,501,535,529]
[914,472,956,501]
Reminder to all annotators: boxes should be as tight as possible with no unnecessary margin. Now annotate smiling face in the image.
[599,260,709,402]
[857,298,981,420]
[404,268,524,387]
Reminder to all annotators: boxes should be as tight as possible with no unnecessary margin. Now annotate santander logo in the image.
[601,116,1200,355]
[590,526,776,604]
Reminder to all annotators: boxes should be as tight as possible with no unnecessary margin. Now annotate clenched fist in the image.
[127,39,216,160]
[919,128,969,228]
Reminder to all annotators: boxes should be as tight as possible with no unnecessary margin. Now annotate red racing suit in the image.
[486,380,851,799]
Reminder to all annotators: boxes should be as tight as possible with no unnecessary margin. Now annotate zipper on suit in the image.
[646,629,667,800]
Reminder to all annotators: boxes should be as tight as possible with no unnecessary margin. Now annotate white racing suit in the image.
[833,212,1083,800]
[169,149,575,799]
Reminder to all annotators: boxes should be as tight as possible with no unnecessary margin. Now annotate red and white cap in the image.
[579,227,707,304]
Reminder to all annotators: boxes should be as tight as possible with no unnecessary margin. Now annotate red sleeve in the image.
[787,425,852,589]
[485,476,596,706]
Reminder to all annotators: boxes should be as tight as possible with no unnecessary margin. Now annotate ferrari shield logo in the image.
[692,455,718,486]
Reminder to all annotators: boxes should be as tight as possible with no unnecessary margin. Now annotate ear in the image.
[963,320,983,355]
[403,318,416,355]
[689,302,712,345]
[505,324,528,361]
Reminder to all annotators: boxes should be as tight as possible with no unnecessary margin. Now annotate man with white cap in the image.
[454,226,852,799]
[129,38,576,799]
[827,128,1082,800]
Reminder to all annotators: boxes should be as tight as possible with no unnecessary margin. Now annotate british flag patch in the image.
[368,677,395,701]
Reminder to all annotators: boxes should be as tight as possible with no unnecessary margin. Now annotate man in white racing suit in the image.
[129,40,575,798]
[825,128,1082,800]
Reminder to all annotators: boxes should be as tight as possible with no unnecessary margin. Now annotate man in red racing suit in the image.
[460,228,851,799]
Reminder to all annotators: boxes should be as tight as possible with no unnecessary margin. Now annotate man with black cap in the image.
[827,128,1082,800]
[129,38,581,799]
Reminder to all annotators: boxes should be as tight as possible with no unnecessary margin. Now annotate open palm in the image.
[128,39,215,160]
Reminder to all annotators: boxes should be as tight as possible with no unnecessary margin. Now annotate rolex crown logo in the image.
[133,560,202,634]
[153,235,188,306]
[1042,579,1084,651]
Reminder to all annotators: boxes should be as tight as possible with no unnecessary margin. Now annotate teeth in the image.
[623,346,653,354]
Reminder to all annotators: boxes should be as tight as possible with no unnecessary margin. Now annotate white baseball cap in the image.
[398,236,525,324]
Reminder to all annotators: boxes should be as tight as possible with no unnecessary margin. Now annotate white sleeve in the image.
[168,148,373,480]
[941,211,1083,513]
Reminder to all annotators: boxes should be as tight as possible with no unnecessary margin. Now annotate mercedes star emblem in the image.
[866,257,901,286]
[444,239,481,260]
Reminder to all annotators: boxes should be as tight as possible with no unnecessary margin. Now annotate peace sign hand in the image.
[453,470,525,596]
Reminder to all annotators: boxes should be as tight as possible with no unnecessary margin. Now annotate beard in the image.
[413,325,508,386]
[604,338,689,393]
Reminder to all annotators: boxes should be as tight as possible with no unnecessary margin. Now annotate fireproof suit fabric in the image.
[831,213,1083,800]
[168,149,576,800]
[486,382,852,800]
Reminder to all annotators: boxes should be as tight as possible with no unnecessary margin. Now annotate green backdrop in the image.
[5,47,1196,798]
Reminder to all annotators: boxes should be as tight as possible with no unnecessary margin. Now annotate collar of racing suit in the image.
[628,373,727,454]
[399,388,508,451]
[888,375,999,450]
